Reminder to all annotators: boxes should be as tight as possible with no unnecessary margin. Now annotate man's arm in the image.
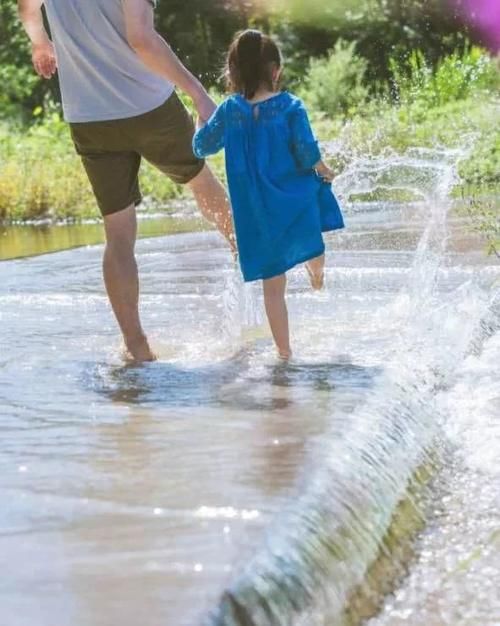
[122,0,216,120]
[18,0,56,79]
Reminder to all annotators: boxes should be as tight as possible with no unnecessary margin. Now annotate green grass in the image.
[0,114,185,221]
[459,192,500,258]
[1,50,499,252]
[0,106,229,222]
[1,96,498,221]
[311,95,498,170]
[311,95,500,254]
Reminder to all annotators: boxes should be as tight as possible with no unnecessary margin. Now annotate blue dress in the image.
[193,92,344,282]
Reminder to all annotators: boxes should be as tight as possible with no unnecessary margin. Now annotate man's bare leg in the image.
[103,205,156,362]
[188,165,236,254]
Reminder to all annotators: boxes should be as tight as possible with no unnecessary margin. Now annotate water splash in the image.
[221,267,263,345]
[205,142,498,626]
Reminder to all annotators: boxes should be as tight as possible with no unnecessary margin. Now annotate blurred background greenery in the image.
[1,0,495,118]
[0,0,498,253]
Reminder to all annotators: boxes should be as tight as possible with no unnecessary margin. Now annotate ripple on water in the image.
[0,147,499,626]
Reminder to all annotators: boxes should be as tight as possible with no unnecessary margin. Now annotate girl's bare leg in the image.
[263,274,292,360]
[306,254,325,291]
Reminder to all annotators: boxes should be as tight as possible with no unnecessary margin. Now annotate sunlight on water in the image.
[205,145,500,626]
[0,213,206,261]
[0,145,498,626]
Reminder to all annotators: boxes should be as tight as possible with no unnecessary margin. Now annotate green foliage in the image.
[2,87,498,223]
[0,2,60,120]
[0,0,489,119]
[391,46,500,108]
[459,124,500,186]
[0,0,245,119]
[0,112,183,221]
[154,0,247,86]
[0,2,38,119]
[267,0,474,88]
[0,0,499,237]
[461,195,500,258]
[300,40,369,116]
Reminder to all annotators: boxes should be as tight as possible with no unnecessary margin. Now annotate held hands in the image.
[315,161,336,183]
[193,90,217,124]
[32,40,57,79]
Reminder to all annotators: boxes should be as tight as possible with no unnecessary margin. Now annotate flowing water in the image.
[0,146,498,626]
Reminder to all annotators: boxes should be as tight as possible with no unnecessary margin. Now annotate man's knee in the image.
[187,164,211,191]
[103,204,137,248]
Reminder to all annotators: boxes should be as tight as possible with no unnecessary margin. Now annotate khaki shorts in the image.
[70,92,204,217]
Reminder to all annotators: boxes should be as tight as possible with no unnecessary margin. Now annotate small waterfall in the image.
[203,143,498,626]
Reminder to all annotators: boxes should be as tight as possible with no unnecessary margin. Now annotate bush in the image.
[300,40,369,117]
[390,46,500,109]
[0,111,183,221]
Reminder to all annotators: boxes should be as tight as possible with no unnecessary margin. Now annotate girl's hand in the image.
[315,161,335,183]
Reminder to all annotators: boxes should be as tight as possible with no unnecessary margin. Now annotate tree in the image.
[266,0,475,88]
[155,0,247,85]
[0,2,45,119]
[0,0,482,120]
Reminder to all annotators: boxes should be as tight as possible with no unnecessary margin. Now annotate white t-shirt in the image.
[44,0,174,123]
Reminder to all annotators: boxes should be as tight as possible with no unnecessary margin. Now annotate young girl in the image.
[193,29,344,360]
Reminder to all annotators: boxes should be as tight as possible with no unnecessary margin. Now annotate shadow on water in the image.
[83,348,380,411]
[268,360,380,392]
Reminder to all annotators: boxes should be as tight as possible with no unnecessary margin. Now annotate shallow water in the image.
[0,149,499,625]
[0,211,206,261]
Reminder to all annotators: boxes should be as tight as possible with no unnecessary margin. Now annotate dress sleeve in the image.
[192,103,226,158]
[289,100,322,170]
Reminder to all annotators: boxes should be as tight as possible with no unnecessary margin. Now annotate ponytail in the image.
[225,30,282,100]
[236,30,263,100]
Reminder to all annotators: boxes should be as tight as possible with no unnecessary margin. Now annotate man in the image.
[18,0,234,362]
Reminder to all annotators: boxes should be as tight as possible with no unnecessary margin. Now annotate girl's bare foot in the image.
[124,334,157,363]
[306,262,325,291]
[278,349,292,361]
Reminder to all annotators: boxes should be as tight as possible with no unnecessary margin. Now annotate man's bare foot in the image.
[124,334,157,363]
[278,349,293,361]
[306,262,325,291]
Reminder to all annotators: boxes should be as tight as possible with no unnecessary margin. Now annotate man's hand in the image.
[18,1,56,78]
[193,91,217,123]
[32,39,57,79]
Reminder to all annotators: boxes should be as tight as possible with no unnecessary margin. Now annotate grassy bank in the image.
[0,47,498,249]
[459,192,500,258]
[1,96,498,219]
[0,114,185,221]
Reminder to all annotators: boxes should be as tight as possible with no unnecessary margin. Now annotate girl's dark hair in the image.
[225,29,282,100]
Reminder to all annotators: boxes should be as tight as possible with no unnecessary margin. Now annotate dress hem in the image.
[242,245,326,283]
